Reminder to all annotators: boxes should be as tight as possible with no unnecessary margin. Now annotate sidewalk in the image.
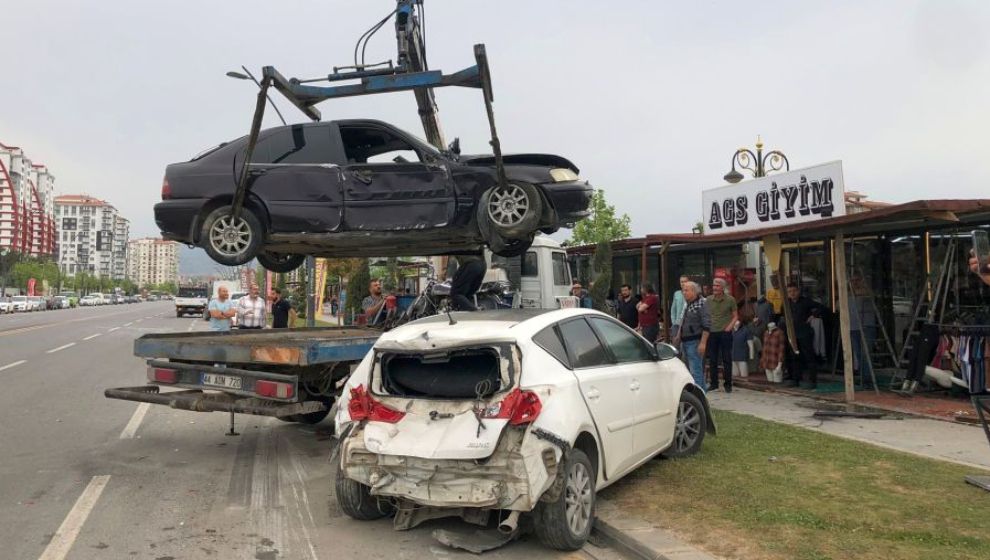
[707,387,990,470]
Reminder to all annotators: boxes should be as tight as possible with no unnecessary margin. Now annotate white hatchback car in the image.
[334,308,715,550]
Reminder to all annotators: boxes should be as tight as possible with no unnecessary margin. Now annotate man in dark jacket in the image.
[783,282,819,388]
[271,287,295,328]
[615,284,639,329]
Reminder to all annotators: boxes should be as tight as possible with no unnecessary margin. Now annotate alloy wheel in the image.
[673,400,702,453]
[487,183,530,227]
[564,461,593,536]
[209,215,252,257]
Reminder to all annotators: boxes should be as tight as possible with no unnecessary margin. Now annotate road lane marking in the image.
[187,319,197,332]
[123,322,133,327]
[0,324,47,337]
[82,333,102,341]
[46,343,76,354]
[38,475,111,560]
[119,403,150,439]
[0,308,148,338]
[0,360,26,372]
[107,327,120,332]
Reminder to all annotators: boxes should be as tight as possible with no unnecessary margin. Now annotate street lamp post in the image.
[723,136,790,184]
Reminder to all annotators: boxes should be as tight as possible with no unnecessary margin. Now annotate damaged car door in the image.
[556,318,638,477]
[337,123,454,232]
[238,123,344,233]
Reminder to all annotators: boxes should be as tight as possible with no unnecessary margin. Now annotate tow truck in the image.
[106,1,575,426]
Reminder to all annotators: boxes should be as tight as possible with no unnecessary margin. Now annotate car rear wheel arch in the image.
[572,431,600,484]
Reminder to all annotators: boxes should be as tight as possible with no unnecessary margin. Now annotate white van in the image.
[518,236,573,309]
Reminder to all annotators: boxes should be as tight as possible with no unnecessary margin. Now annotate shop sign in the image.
[703,161,846,234]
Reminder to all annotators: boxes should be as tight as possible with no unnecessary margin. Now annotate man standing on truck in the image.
[271,287,296,329]
[208,286,236,331]
[237,284,267,329]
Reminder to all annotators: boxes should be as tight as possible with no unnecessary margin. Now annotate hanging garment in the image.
[984,337,990,392]
[809,317,826,358]
[909,323,941,382]
[971,336,986,395]
[958,336,971,391]
[760,328,785,371]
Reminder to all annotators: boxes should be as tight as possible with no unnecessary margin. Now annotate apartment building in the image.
[126,237,179,287]
[54,195,127,279]
[0,142,57,256]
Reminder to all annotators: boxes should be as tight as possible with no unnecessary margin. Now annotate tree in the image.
[566,189,632,246]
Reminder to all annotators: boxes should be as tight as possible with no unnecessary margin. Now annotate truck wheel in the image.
[661,391,707,459]
[533,448,595,550]
[257,252,305,273]
[481,182,542,239]
[176,310,183,318]
[201,205,263,266]
[335,464,393,520]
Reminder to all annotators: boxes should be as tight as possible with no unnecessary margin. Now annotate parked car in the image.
[334,308,715,550]
[155,120,593,271]
[10,295,29,312]
[0,297,12,314]
[53,296,71,309]
[79,294,101,306]
[28,296,46,311]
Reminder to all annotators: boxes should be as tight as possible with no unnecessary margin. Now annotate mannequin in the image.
[760,322,785,383]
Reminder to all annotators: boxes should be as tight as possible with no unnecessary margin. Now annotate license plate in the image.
[201,373,242,390]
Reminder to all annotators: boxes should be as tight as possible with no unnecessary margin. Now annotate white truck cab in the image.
[517,236,573,309]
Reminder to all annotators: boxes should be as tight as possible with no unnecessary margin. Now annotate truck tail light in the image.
[161,177,172,200]
[481,388,542,425]
[348,385,405,423]
[149,367,178,384]
[255,380,295,399]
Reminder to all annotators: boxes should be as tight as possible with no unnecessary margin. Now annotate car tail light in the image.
[148,367,178,384]
[348,385,405,423]
[161,176,172,200]
[255,380,295,399]
[481,388,542,425]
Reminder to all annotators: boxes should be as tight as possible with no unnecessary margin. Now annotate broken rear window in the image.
[376,345,517,399]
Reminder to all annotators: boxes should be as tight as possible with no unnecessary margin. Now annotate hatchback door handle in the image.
[585,388,601,401]
[629,381,641,391]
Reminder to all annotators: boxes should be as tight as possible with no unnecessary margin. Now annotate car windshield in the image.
[178,287,208,298]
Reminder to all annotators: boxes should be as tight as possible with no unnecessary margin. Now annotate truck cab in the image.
[175,286,208,317]
[515,236,572,309]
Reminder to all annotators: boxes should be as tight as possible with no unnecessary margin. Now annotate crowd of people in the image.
[206,284,297,332]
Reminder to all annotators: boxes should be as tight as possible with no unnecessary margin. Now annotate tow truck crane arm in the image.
[231,0,507,220]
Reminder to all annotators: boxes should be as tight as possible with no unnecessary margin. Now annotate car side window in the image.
[340,126,422,164]
[558,318,610,369]
[252,125,333,165]
[521,251,538,277]
[533,325,570,368]
[589,317,654,363]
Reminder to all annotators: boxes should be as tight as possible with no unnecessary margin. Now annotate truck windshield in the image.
[178,287,208,298]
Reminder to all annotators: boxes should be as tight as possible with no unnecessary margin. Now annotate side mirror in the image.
[448,137,461,155]
[655,342,679,361]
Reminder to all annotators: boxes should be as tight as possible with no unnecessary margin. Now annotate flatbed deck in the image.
[134,327,381,366]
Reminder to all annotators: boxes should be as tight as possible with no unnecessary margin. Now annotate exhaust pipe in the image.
[498,510,521,534]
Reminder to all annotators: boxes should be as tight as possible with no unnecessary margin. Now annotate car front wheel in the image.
[662,390,707,459]
[533,448,595,551]
[482,182,542,239]
[257,252,305,273]
[201,205,263,266]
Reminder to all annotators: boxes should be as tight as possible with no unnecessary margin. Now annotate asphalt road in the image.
[0,303,623,560]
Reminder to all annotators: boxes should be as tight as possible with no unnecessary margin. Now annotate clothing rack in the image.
[933,324,990,334]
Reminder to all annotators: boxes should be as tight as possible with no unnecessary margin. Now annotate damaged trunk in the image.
[381,348,503,398]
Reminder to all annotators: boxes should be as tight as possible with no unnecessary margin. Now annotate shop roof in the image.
[567,199,990,255]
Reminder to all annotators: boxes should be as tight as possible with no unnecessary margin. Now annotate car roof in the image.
[375,308,610,351]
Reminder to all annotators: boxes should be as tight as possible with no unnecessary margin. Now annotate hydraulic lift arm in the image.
[231,0,507,219]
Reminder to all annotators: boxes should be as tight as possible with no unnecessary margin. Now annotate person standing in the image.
[783,282,818,389]
[636,284,660,343]
[669,275,689,341]
[677,281,710,390]
[362,280,386,325]
[207,286,236,332]
[615,284,639,329]
[706,278,737,392]
[450,254,486,311]
[237,284,267,329]
[271,287,296,329]
[731,315,754,379]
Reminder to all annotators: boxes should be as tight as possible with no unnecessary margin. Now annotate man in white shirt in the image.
[237,284,267,329]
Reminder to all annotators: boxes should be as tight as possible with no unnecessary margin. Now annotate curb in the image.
[591,499,717,560]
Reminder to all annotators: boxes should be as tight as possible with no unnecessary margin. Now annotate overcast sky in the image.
[4,0,988,249]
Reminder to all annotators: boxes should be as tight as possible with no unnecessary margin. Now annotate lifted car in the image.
[155,120,593,271]
[333,309,715,550]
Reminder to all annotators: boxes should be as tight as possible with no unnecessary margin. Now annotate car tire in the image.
[257,252,305,273]
[200,205,264,266]
[661,390,707,459]
[533,448,595,551]
[481,182,543,239]
[335,464,393,521]
[176,310,182,318]
[488,232,534,258]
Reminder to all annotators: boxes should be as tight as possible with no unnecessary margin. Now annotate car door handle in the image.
[629,381,641,391]
[351,170,373,185]
[585,388,601,401]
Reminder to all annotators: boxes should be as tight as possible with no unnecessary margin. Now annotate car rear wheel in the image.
[335,464,393,520]
[662,390,707,459]
[201,205,263,266]
[482,182,542,239]
[257,252,305,273]
[533,448,595,551]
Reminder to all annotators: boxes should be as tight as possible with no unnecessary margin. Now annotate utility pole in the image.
[305,256,316,327]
